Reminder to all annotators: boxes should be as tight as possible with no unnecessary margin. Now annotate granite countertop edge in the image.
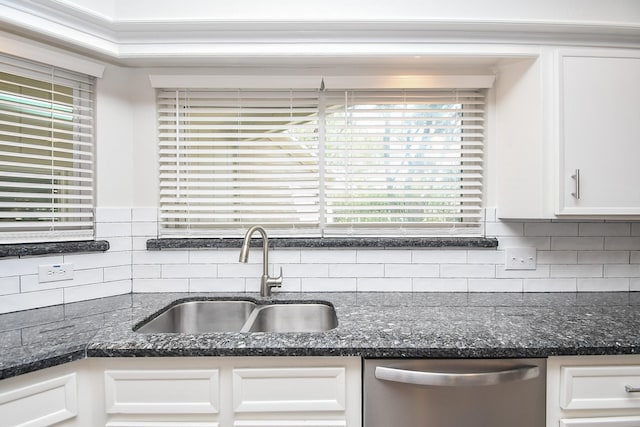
[1,291,639,380]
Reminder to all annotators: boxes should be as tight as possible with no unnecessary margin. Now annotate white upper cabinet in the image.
[496,48,640,220]
[557,49,640,216]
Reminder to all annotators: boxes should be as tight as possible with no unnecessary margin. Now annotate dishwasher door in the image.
[364,358,546,427]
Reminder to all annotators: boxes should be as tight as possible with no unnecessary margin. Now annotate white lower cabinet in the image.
[98,356,361,427]
[548,355,640,427]
[0,356,361,427]
[0,360,97,427]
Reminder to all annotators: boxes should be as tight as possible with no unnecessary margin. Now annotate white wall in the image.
[76,0,640,25]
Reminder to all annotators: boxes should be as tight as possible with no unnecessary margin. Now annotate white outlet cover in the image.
[39,263,74,283]
[504,248,537,270]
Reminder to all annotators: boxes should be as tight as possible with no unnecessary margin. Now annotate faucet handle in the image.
[267,267,283,287]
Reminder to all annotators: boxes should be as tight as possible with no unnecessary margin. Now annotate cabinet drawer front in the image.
[234,422,346,427]
[561,366,640,410]
[105,369,219,414]
[0,373,77,427]
[107,423,218,427]
[233,367,346,413]
[560,416,640,426]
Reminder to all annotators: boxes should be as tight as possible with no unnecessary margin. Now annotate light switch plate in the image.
[504,248,537,270]
[39,263,74,283]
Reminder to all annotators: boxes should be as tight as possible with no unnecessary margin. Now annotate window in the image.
[0,54,95,243]
[156,81,486,238]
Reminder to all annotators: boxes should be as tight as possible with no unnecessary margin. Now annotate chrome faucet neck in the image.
[239,225,283,297]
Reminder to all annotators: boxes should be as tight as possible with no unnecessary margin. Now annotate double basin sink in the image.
[135,298,338,333]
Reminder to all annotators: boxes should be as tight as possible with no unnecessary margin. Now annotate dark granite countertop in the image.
[1,291,639,380]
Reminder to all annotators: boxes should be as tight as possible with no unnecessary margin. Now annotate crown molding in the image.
[1,0,639,65]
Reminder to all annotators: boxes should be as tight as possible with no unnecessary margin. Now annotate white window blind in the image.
[0,54,95,243]
[323,89,485,236]
[158,89,320,237]
[157,86,485,238]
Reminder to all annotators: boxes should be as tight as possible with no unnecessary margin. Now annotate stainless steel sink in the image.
[135,299,338,333]
[135,300,257,333]
[243,303,338,333]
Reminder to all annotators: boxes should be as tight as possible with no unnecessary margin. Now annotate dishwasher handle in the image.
[375,364,540,387]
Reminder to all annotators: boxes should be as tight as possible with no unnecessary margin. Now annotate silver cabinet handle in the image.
[626,385,640,393]
[571,168,580,199]
[375,365,539,387]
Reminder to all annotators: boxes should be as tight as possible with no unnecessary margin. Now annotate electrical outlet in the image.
[505,248,537,270]
[39,263,74,283]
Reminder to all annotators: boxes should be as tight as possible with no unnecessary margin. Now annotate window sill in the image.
[147,237,498,250]
[0,240,110,259]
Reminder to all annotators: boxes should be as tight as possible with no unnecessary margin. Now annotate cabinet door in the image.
[0,371,78,427]
[558,52,640,215]
[560,416,640,426]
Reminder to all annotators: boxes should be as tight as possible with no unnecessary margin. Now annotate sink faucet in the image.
[239,225,283,297]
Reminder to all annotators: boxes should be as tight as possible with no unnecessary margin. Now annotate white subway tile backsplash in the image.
[0,277,20,296]
[162,264,217,279]
[133,265,161,279]
[301,249,357,264]
[301,277,357,292]
[133,278,189,293]
[413,278,467,292]
[132,222,158,237]
[132,250,189,265]
[440,264,495,278]
[551,264,603,278]
[384,264,439,278]
[64,251,131,270]
[96,222,132,238]
[523,278,577,292]
[21,268,104,292]
[537,250,578,265]
[468,279,523,292]
[579,222,631,236]
[106,237,133,252]
[218,262,263,278]
[551,237,604,250]
[467,250,504,264]
[132,237,149,251]
[270,249,302,264]
[330,263,384,278]
[497,237,550,250]
[496,265,550,279]
[604,237,640,250]
[189,278,245,293]
[411,250,467,264]
[525,222,578,237]
[282,263,329,278]
[189,249,238,264]
[3,207,640,311]
[357,277,412,292]
[577,278,630,292]
[357,250,411,264]
[0,289,63,314]
[485,222,524,237]
[104,265,132,282]
[132,207,158,222]
[604,264,640,278]
[578,251,629,264]
[95,207,131,223]
[64,280,131,303]
[0,255,64,278]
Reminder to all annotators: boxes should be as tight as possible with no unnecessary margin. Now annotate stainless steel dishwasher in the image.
[364,358,546,427]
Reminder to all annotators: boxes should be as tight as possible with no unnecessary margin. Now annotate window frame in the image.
[0,53,96,244]
[152,75,494,239]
